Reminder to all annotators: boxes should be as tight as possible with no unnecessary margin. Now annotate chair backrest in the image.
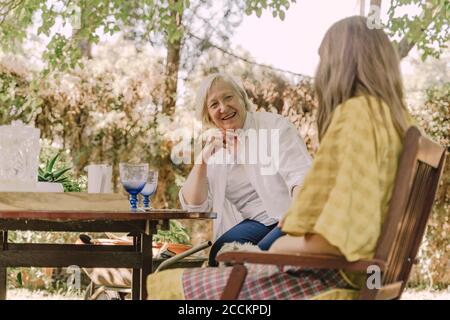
[359,126,446,300]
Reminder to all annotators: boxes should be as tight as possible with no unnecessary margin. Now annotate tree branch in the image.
[395,1,442,59]
[0,0,24,25]
[397,37,417,59]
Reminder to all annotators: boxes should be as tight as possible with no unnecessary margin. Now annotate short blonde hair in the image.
[195,73,254,127]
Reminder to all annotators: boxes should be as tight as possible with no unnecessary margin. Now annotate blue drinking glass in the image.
[119,163,148,210]
[140,170,158,209]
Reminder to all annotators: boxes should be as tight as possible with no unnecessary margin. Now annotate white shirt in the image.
[179,111,312,240]
[226,163,278,226]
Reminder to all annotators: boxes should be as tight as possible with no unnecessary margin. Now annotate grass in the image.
[6,287,449,300]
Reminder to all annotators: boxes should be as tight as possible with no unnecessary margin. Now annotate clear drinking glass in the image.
[119,163,148,210]
[140,170,158,209]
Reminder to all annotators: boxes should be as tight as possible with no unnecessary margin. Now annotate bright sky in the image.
[231,0,415,77]
[232,0,362,76]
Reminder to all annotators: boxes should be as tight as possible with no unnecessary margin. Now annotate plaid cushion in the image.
[182,263,349,300]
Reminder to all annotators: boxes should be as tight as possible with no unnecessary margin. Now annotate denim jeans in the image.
[208,219,284,267]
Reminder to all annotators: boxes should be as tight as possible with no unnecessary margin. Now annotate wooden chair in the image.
[217,127,447,300]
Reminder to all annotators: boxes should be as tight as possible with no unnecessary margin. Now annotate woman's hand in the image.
[196,134,225,164]
[277,214,287,228]
[277,186,300,227]
[277,213,288,229]
[196,130,237,164]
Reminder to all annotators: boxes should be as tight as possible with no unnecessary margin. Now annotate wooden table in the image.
[0,208,215,300]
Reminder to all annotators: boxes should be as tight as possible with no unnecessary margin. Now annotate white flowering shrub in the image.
[408,83,450,288]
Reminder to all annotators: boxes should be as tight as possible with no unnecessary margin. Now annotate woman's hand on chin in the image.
[196,134,225,164]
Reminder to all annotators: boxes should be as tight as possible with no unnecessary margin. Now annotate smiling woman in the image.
[205,79,247,130]
[180,73,312,267]
[195,74,255,130]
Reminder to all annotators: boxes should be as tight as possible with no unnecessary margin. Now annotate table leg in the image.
[0,231,7,300]
[132,235,141,300]
[140,232,152,300]
[0,267,6,300]
[1,230,7,250]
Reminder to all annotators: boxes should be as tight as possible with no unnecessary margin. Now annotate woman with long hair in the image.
[147,15,415,300]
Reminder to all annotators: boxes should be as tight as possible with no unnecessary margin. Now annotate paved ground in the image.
[5,288,449,300]
[401,289,449,300]
[7,288,83,300]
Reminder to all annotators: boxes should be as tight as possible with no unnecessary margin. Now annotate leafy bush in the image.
[38,140,87,193]
[408,83,450,288]
[153,220,191,245]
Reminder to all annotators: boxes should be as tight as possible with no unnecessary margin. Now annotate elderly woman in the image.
[180,73,312,266]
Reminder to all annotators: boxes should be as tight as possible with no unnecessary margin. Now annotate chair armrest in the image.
[216,251,386,272]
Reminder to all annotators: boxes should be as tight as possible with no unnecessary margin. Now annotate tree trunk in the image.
[397,38,416,59]
[163,38,182,116]
[370,0,382,7]
[77,38,92,59]
[360,0,366,16]
[159,2,184,213]
[74,2,92,59]
[162,3,184,117]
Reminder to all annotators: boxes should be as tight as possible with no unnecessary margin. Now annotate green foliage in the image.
[0,64,40,125]
[38,153,72,184]
[0,0,298,73]
[244,0,295,19]
[38,140,87,192]
[38,151,85,192]
[0,0,447,84]
[388,0,449,60]
[153,220,191,244]
[409,82,449,287]
[43,34,83,73]
[422,84,450,144]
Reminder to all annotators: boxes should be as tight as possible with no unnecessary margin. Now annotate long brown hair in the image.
[314,16,410,141]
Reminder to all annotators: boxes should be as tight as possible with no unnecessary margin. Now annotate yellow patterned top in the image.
[282,95,413,263]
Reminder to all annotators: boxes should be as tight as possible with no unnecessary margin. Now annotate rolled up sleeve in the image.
[178,186,213,212]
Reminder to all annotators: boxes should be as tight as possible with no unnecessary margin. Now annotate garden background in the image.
[0,0,448,296]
